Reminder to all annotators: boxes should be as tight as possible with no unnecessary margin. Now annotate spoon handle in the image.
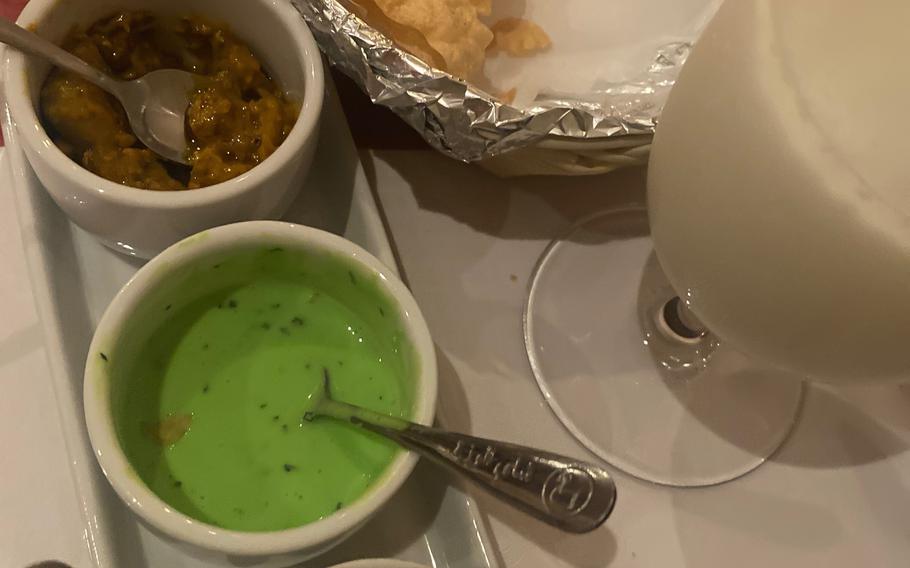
[0,18,118,93]
[355,419,617,533]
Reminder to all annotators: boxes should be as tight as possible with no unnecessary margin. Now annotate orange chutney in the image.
[40,12,299,190]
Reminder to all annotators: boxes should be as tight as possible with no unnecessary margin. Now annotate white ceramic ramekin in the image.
[84,221,437,566]
[4,0,324,259]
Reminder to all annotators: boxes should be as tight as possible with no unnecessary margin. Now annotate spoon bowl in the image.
[117,68,197,164]
[0,17,194,164]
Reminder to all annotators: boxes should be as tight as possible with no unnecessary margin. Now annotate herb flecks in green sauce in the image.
[112,247,416,532]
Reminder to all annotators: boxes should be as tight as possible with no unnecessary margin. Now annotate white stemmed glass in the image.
[525,0,910,487]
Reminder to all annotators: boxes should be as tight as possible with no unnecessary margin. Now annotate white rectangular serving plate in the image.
[0,80,498,568]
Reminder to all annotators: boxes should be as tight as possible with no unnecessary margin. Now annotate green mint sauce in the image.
[111,246,417,531]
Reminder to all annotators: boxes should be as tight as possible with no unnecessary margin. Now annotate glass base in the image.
[523,207,805,487]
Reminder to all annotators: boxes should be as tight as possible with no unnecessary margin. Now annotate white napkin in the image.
[483,0,723,108]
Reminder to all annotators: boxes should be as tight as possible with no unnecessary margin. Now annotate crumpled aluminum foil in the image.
[292,0,693,162]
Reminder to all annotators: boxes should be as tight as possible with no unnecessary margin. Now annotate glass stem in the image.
[659,296,706,341]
